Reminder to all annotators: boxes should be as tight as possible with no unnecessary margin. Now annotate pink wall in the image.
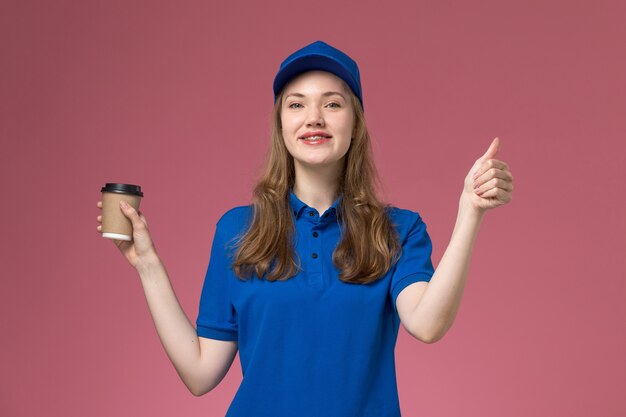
[1,1,624,416]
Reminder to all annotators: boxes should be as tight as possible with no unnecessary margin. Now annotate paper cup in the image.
[100,183,144,241]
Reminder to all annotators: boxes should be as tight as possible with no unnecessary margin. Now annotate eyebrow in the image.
[284,91,346,100]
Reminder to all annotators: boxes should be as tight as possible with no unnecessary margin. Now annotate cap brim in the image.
[273,55,360,101]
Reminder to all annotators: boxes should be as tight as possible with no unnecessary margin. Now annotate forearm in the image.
[136,255,203,393]
[413,204,485,342]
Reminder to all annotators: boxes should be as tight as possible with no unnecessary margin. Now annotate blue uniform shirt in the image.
[196,189,435,416]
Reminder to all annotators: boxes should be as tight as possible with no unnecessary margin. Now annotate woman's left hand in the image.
[461,137,514,214]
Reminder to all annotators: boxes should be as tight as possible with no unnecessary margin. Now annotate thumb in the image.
[477,136,500,162]
[120,201,141,226]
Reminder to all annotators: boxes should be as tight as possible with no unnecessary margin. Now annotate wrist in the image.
[459,194,486,218]
[457,200,486,224]
[136,251,163,276]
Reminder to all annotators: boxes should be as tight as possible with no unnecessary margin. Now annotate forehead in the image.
[282,70,350,94]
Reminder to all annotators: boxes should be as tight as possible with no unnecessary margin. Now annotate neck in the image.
[292,161,342,214]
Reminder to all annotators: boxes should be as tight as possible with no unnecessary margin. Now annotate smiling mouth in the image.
[300,135,332,141]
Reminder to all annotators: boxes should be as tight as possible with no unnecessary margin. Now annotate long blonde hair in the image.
[229,85,402,284]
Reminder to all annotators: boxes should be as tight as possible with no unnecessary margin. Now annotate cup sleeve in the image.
[196,222,239,341]
[389,211,435,314]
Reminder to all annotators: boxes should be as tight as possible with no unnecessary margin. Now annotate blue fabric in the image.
[273,40,364,111]
[196,189,435,416]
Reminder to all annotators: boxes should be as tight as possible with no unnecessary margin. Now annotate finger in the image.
[487,159,510,171]
[473,159,507,179]
[473,159,509,180]
[138,212,148,227]
[119,201,145,229]
[477,137,499,163]
[480,187,512,203]
[473,168,512,189]
[97,215,102,222]
[97,201,102,208]
[475,178,513,195]
[476,184,512,204]
[97,225,102,232]
[477,187,501,199]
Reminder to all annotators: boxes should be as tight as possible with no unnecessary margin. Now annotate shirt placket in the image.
[305,208,324,289]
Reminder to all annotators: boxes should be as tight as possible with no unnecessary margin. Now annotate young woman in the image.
[96,40,514,416]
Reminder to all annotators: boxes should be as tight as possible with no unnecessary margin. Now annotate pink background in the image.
[1,1,624,416]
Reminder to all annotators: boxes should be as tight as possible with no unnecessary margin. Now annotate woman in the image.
[96,40,514,416]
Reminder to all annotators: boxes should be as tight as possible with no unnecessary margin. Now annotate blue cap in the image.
[273,40,364,111]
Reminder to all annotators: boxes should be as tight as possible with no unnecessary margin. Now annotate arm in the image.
[137,255,238,396]
[403,137,514,343]
[406,204,484,343]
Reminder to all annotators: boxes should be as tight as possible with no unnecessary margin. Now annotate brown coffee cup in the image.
[100,183,144,241]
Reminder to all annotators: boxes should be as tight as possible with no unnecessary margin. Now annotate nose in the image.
[305,107,325,127]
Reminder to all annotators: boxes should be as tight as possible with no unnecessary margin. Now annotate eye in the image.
[327,102,340,108]
[288,103,303,109]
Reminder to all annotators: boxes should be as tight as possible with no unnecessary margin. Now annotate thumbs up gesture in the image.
[461,137,514,213]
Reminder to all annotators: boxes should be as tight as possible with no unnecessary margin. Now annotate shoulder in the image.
[216,204,252,226]
[215,204,254,241]
[386,205,426,241]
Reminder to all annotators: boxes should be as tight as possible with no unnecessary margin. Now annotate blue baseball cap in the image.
[273,40,364,111]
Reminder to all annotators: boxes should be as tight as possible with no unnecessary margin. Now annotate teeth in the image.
[303,135,328,140]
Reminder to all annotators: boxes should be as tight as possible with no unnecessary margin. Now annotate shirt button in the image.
[312,231,318,238]
[311,253,318,259]
[308,211,314,216]
[293,210,297,215]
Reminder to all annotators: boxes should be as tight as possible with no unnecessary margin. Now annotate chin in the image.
[297,157,342,168]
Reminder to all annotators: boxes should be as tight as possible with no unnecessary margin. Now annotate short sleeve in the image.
[196,221,238,341]
[389,211,435,313]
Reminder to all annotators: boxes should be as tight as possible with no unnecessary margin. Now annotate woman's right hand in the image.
[96,200,159,271]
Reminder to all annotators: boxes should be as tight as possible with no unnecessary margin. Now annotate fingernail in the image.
[120,201,128,208]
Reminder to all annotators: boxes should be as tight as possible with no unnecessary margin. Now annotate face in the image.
[280,70,355,171]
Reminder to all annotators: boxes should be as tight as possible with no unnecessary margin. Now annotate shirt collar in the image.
[289,188,343,220]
